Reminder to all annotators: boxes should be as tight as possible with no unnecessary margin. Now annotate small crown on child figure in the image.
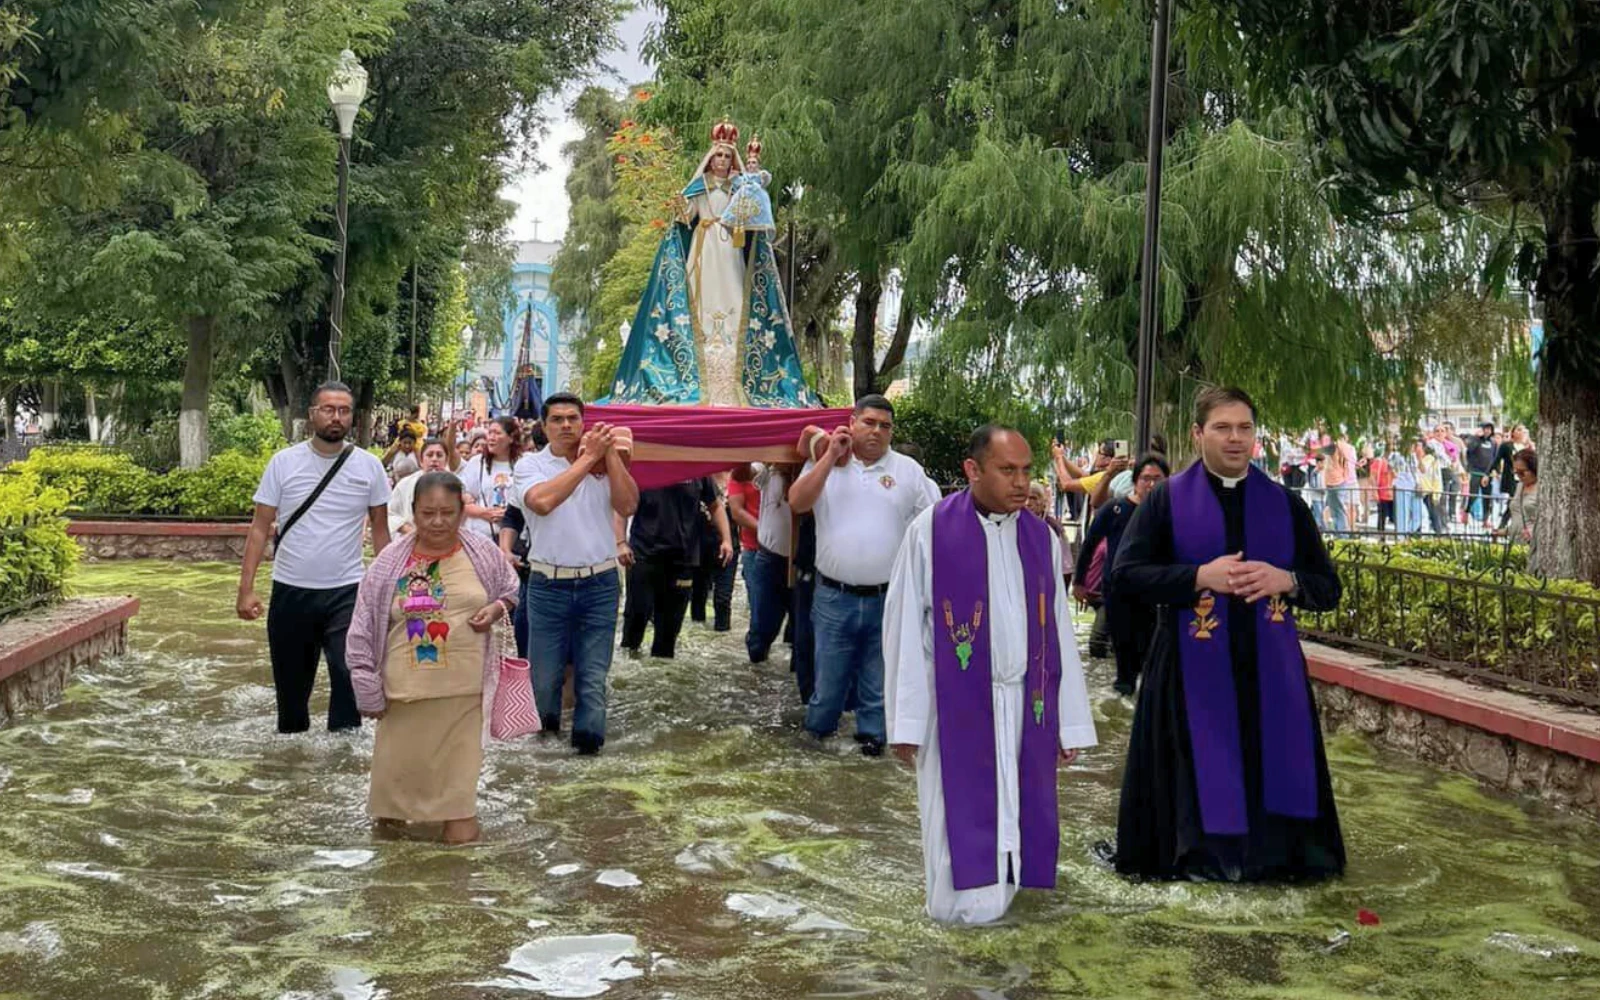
[745,134,762,159]
[711,117,740,146]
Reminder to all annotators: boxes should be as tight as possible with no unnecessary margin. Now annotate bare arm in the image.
[444,421,460,471]
[1089,472,1115,509]
[787,460,833,514]
[728,491,759,534]
[368,506,392,557]
[236,503,276,619]
[604,447,639,518]
[525,452,603,515]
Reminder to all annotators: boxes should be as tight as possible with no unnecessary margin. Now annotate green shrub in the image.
[0,471,78,613]
[212,410,286,456]
[171,451,268,518]
[1333,537,1530,576]
[12,445,265,517]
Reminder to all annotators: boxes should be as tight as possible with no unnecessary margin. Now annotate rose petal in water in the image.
[469,934,643,998]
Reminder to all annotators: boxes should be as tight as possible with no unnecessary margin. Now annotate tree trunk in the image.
[40,380,58,435]
[850,273,884,401]
[179,316,215,469]
[85,387,100,443]
[1530,170,1600,585]
[354,377,375,447]
[877,293,915,390]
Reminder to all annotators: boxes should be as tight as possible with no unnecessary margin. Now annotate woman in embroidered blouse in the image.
[347,471,519,844]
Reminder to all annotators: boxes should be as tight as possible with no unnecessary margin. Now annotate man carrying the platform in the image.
[789,394,939,757]
[514,392,639,754]
[884,425,1097,923]
[1107,386,1345,881]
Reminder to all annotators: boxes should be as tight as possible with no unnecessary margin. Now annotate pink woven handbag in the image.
[489,622,540,740]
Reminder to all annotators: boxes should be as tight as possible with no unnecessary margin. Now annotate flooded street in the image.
[4,560,1600,998]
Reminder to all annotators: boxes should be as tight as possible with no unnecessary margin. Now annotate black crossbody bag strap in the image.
[275,445,355,546]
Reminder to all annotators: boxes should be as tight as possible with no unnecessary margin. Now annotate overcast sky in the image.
[503,9,658,243]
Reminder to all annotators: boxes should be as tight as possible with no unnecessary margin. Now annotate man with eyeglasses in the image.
[789,394,940,757]
[238,381,392,733]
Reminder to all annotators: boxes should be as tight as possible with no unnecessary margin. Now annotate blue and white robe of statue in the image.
[720,169,776,246]
[608,159,813,408]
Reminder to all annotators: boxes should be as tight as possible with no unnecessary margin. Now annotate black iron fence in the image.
[1285,485,1513,539]
[1301,546,1600,709]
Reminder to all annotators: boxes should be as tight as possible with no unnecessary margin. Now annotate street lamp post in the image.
[785,182,805,312]
[326,48,368,382]
[1133,0,1172,454]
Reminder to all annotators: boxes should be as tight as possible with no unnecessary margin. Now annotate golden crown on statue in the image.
[711,117,740,146]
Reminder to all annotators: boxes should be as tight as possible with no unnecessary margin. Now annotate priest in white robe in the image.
[886,425,1098,924]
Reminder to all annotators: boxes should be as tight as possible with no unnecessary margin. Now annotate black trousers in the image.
[622,554,694,658]
[266,581,360,733]
[690,540,735,630]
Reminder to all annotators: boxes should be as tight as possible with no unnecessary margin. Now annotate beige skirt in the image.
[369,694,483,823]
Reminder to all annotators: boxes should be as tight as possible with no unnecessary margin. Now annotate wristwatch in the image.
[1286,571,1301,600]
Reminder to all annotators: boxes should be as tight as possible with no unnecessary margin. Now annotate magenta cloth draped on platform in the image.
[585,404,854,490]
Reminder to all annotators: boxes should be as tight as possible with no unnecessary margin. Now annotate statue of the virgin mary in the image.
[607,120,814,407]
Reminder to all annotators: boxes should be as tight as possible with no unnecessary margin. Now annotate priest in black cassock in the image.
[1107,387,1345,882]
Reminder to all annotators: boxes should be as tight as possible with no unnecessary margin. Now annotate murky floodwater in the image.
[3,561,1600,999]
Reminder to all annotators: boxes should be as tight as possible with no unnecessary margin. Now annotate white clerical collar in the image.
[1202,461,1247,488]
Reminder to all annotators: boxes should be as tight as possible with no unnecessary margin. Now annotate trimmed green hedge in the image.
[13,446,267,518]
[0,470,78,613]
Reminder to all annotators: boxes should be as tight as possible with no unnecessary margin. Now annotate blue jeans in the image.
[745,549,792,663]
[805,583,886,743]
[524,568,620,750]
[1326,487,1351,535]
[1395,491,1416,534]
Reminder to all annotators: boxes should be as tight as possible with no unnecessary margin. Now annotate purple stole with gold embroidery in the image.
[1169,463,1319,835]
[930,490,1062,890]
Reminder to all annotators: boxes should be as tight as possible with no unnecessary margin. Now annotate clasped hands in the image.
[1195,552,1293,603]
[577,422,623,469]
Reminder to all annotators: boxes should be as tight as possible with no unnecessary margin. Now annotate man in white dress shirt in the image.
[789,394,940,756]
[885,425,1097,923]
[513,392,639,754]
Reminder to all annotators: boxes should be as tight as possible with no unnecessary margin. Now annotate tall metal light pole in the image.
[408,260,418,407]
[785,182,805,311]
[326,49,368,382]
[1133,0,1173,453]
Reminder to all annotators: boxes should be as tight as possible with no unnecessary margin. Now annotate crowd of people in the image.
[1273,422,1537,545]
[236,382,1350,925]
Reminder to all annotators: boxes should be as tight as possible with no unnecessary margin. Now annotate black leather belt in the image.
[818,573,889,597]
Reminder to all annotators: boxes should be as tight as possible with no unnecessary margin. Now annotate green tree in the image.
[4,0,404,466]
[1190,0,1600,581]
[250,0,620,437]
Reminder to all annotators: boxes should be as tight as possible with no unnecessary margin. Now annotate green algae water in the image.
[3,560,1599,999]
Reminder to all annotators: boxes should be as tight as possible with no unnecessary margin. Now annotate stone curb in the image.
[67,520,249,537]
[1305,642,1600,765]
[0,597,141,686]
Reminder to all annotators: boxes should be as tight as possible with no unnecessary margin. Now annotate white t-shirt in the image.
[512,448,616,567]
[457,457,516,539]
[808,449,940,586]
[254,442,390,589]
[753,465,792,557]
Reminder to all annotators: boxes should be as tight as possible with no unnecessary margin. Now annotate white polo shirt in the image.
[512,448,616,568]
[808,449,940,586]
[753,465,792,557]
[254,442,390,590]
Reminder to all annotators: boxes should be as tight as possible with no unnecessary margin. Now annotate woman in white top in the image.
[388,438,453,535]
[457,416,521,540]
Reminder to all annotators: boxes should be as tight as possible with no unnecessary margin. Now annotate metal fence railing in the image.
[1285,484,1519,539]
[1300,546,1600,709]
